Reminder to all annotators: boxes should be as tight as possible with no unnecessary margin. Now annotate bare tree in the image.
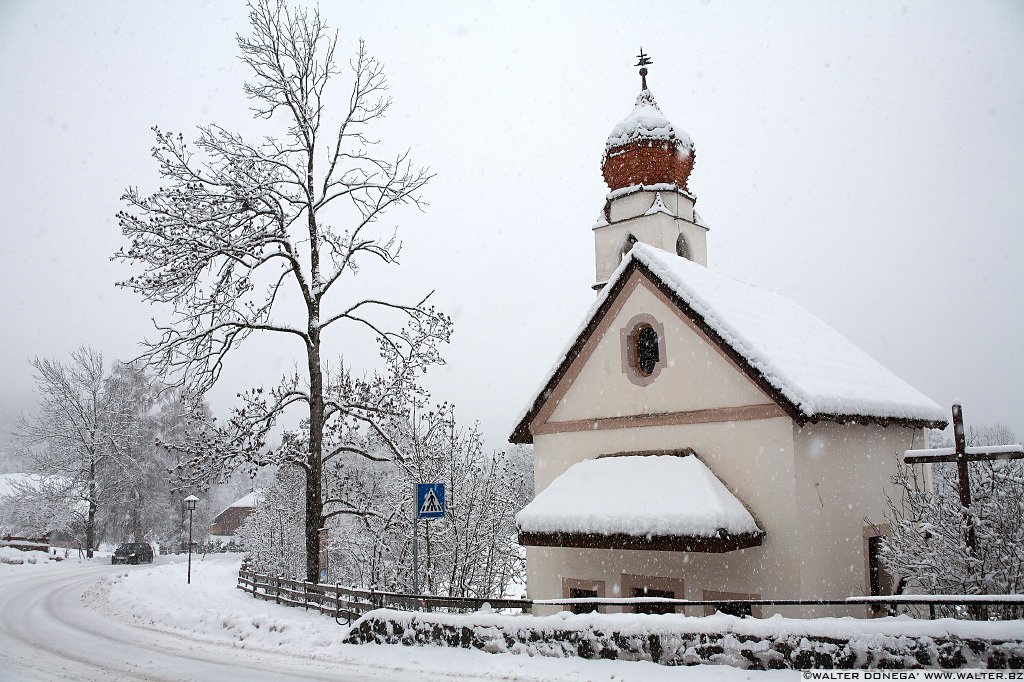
[1,474,87,543]
[116,0,449,580]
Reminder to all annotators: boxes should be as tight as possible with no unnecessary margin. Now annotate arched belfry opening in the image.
[675,233,691,260]
[621,234,638,260]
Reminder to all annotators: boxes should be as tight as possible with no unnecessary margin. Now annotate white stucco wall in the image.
[595,190,707,283]
[527,415,801,615]
[526,419,925,617]
[792,422,928,602]
[608,189,695,223]
[547,278,768,423]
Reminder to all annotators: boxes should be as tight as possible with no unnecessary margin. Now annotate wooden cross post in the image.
[903,403,1024,556]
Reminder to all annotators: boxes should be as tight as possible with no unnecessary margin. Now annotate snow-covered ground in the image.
[0,551,793,680]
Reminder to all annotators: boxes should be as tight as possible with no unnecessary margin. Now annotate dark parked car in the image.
[111,543,154,565]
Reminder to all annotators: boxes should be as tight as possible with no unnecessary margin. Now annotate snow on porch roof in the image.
[510,244,946,443]
[516,454,763,553]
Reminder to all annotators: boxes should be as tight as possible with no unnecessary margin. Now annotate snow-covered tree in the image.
[325,404,530,598]
[236,465,305,578]
[11,349,152,555]
[8,350,209,552]
[115,0,448,581]
[1,473,87,542]
[881,424,1024,619]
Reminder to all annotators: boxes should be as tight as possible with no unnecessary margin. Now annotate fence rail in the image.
[236,567,1023,624]
[237,568,531,622]
[1,535,50,552]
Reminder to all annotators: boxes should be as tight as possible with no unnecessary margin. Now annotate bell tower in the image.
[593,51,708,289]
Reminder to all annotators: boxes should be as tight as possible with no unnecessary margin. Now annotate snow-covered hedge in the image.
[344,609,1024,670]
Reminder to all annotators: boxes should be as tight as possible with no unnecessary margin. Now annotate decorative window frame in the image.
[620,573,686,615]
[702,589,763,618]
[620,313,667,387]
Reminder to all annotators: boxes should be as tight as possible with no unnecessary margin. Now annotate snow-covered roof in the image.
[606,182,694,203]
[634,245,946,424]
[604,89,693,154]
[229,490,263,509]
[517,454,762,551]
[510,244,946,443]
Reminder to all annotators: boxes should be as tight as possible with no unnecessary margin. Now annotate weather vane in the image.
[635,48,653,90]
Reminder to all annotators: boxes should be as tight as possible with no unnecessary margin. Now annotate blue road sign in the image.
[416,483,446,519]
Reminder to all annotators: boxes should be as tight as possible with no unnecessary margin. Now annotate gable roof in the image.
[510,244,947,443]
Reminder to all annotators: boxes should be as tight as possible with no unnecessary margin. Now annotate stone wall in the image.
[345,609,1024,670]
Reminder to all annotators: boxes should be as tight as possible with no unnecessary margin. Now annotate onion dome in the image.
[602,87,696,193]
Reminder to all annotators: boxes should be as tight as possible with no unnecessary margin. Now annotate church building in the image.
[510,60,947,617]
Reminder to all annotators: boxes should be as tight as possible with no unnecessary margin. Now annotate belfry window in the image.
[675,233,691,260]
[621,233,637,260]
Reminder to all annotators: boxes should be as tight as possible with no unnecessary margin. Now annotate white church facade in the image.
[511,65,947,617]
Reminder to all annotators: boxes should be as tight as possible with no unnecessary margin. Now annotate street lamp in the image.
[184,495,199,585]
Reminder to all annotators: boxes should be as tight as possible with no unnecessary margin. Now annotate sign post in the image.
[412,482,446,600]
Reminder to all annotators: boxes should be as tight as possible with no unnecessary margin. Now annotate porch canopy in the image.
[516,454,764,552]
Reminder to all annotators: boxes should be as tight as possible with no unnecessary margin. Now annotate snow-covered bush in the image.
[882,425,1024,619]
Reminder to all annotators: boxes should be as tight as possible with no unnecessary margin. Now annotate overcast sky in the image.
[1,0,1022,451]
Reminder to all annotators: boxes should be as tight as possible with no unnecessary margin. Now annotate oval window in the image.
[633,324,660,376]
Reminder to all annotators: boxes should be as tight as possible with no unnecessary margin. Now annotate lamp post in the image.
[184,495,198,584]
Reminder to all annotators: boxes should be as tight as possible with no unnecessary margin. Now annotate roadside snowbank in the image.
[0,545,106,569]
[89,555,791,680]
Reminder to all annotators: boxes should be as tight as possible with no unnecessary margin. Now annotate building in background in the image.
[208,490,263,542]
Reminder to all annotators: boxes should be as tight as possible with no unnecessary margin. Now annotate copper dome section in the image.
[601,89,695,193]
[602,142,695,192]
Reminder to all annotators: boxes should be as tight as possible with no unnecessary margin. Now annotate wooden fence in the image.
[237,567,532,622]
[236,567,1024,623]
[1,535,50,552]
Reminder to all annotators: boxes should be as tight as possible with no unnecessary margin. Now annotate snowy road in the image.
[0,556,791,681]
[0,560,499,682]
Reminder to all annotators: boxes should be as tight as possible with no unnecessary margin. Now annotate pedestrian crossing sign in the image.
[416,483,446,519]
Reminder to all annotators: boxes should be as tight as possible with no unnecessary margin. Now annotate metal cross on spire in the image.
[903,403,1024,556]
[635,48,653,90]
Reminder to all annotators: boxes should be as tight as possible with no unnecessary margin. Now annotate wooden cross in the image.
[903,403,1024,555]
